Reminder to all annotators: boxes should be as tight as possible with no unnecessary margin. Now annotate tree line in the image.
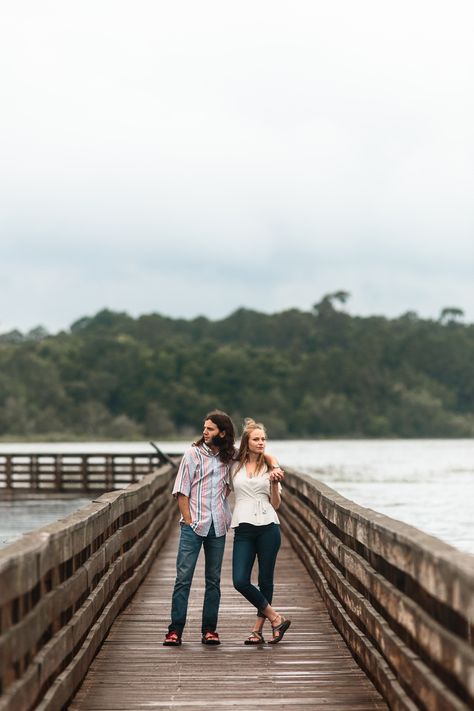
[1,294,473,439]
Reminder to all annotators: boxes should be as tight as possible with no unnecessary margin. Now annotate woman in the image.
[231,419,291,644]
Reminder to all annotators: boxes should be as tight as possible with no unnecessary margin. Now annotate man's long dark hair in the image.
[194,410,236,463]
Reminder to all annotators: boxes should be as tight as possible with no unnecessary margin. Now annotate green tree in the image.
[439,307,464,324]
[1,300,473,439]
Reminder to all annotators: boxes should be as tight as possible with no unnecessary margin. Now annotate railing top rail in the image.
[0,466,171,569]
[286,468,474,571]
[284,468,474,624]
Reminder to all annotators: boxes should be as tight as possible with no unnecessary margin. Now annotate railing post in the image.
[55,455,62,491]
[105,456,113,490]
[31,455,38,489]
[5,454,13,489]
[81,455,89,491]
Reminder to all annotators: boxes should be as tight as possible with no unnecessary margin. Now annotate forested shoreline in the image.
[1,294,474,439]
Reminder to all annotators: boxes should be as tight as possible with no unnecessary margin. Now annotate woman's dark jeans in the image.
[232,522,281,617]
[169,522,226,636]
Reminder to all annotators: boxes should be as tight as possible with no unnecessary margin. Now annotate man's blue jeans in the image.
[169,522,226,636]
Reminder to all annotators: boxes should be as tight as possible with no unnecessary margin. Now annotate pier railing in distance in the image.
[0,453,165,492]
[279,469,474,711]
[0,462,176,711]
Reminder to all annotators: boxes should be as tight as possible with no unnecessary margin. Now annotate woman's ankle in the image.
[262,605,282,625]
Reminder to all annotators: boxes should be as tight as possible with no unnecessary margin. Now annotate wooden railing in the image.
[2,460,473,710]
[0,463,176,711]
[0,453,168,492]
[279,469,474,711]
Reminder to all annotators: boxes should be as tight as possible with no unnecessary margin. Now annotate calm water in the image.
[1,440,473,554]
[0,497,93,548]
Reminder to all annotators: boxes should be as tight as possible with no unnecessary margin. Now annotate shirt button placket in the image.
[211,460,216,535]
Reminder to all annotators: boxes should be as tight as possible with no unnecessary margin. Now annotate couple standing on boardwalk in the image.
[163,410,292,646]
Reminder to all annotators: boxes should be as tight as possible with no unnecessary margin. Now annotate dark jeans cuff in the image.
[168,625,183,636]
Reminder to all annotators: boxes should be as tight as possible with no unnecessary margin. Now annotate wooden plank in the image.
[68,523,386,711]
[0,535,43,610]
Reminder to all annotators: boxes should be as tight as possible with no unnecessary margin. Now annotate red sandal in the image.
[201,631,221,645]
[163,630,182,646]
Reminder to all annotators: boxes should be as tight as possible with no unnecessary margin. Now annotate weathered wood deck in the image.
[70,523,386,710]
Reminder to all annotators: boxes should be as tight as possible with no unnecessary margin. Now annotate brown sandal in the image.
[244,630,265,645]
[267,618,291,644]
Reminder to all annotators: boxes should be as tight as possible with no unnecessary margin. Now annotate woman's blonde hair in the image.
[235,418,267,476]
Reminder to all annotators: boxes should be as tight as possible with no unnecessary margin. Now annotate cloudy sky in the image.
[1,1,473,333]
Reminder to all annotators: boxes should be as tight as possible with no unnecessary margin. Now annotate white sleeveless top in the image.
[230,464,281,528]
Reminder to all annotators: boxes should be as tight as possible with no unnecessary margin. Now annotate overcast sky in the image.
[1,1,473,333]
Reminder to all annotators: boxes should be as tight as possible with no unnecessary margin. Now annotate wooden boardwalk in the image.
[70,524,387,710]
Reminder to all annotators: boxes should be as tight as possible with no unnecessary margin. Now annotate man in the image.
[163,410,282,646]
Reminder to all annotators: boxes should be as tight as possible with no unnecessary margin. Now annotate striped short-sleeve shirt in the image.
[172,444,232,537]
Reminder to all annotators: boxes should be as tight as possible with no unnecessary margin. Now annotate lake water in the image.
[0,440,473,555]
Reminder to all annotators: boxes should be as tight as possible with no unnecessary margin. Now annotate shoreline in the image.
[1,434,473,444]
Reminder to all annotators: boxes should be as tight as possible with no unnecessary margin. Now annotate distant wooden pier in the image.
[0,452,170,492]
[0,457,473,710]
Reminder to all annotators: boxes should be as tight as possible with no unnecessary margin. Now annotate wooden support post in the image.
[81,456,89,491]
[5,454,13,489]
[55,455,62,491]
[31,455,38,489]
[105,456,113,490]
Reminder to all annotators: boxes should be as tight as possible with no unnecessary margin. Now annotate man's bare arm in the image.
[264,452,285,481]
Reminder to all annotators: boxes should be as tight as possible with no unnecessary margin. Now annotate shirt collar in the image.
[202,443,218,457]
